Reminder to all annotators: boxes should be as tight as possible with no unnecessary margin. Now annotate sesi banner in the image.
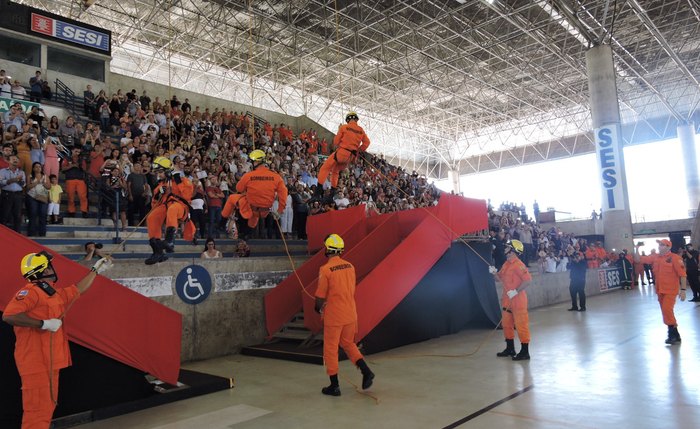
[594,123,625,211]
[30,12,110,53]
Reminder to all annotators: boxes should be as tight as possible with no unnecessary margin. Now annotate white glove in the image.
[679,289,686,302]
[506,289,519,299]
[92,257,113,274]
[488,266,498,274]
[41,319,62,332]
[270,211,281,221]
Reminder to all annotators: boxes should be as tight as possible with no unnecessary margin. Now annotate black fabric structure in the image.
[361,241,501,354]
[1,315,231,428]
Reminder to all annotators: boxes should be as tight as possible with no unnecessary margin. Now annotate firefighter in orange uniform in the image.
[317,112,370,193]
[235,150,287,235]
[145,156,195,265]
[634,239,686,344]
[3,251,111,429]
[221,192,252,238]
[490,239,533,360]
[315,234,374,396]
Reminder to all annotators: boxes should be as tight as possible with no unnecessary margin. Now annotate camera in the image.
[95,243,103,249]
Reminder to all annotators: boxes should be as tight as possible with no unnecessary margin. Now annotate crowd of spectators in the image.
[0,73,440,243]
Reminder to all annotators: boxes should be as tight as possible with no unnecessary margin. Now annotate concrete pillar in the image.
[586,45,634,253]
[678,122,699,215]
[448,169,461,194]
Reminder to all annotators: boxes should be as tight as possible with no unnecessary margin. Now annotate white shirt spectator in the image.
[545,256,558,273]
[10,82,26,100]
[334,193,350,210]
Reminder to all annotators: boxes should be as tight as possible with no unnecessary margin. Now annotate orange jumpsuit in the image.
[235,165,288,228]
[640,252,686,326]
[317,122,370,188]
[585,247,600,269]
[316,256,364,376]
[498,256,532,343]
[147,177,196,240]
[4,283,80,429]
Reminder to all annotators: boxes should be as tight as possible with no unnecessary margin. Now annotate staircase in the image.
[241,312,328,365]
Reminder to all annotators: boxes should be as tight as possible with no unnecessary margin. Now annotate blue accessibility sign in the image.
[175,265,212,305]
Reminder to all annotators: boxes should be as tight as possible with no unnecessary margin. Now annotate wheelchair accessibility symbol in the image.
[175,265,212,305]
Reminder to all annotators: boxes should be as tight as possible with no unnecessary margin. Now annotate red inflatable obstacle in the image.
[0,226,182,385]
[265,193,488,341]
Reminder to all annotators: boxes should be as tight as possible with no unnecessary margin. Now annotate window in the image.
[47,47,105,82]
[0,35,41,66]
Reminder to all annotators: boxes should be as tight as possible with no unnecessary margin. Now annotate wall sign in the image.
[175,265,212,305]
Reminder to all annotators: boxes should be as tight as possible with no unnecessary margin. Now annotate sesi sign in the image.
[594,124,625,211]
[30,13,110,53]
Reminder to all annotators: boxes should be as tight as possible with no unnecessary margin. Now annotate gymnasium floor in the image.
[76,286,699,429]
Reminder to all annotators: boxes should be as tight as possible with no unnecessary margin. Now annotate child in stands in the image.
[48,174,63,224]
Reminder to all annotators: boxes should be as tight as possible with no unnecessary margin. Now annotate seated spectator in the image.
[201,238,223,259]
[83,241,105,261]
[236,239,251,257]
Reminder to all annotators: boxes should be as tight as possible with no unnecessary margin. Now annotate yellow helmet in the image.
[249,149,266,162]
[345,111,359,123]
[324,234,345,254]
[21,252,52,280]
[507,239,524,255]
[152,156,172,171]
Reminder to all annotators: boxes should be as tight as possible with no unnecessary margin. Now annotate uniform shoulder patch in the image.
[15,290,29,301]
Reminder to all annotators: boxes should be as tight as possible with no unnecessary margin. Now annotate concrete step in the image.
[272,330,322,341]
[60,250,307,260]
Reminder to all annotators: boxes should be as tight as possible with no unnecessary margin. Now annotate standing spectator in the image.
[47,174,62,224]
[681,244,700,302]
[292,184,309,239]
[84,84,96,118]
[103,166,128,232]
[200,237,223,259]
[280,186,294,239]
[41,81,52,100]
[0,72,10,97]
[533,200,540,222]
[139,90,151,111]
[0,154,26,232]
[61,147,89,218]
[617,252,633,290]
[206,176,225,238]
[28,70,43,102]
[190,180,207,239]
[127,162,148,226]
[491,240,532,361]
[25,162,49,237]
[567,251,587,311]
[314,234,374,396]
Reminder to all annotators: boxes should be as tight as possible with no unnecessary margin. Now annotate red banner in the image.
[0,227,181,385]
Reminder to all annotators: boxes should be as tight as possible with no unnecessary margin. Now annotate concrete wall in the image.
[93,256,308,362]
[540,217,694,239]
[496,269,612,310]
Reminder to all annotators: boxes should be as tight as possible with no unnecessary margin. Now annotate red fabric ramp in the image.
[266,193,488,342]
[0,227,181,385]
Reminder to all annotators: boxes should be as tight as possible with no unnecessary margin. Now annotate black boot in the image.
[512,343,530,361]
[321,374,340,396]
[163,227,176,253]
[356,359,375,390]
[665,326,681,345]
[497,339,516,357]
[145,238,168,265]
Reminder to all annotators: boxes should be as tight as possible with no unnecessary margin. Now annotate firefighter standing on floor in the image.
[234,150,287,237]
[316,112,370,193]
[145,156,195,265]
[2,250,111,429]
[490,239,533,361]
[315,234,375,396]
[634,239,686,344]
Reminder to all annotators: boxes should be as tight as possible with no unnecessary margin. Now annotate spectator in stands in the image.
[29,136,44,167]
[82,241,105,261]
[0,142,14,170]
[47,116,60,136]
[41,81,52,100]
[201,237,222,259]
[0,71,10,97]
[103,165,128,232]
[47,174,62,224]
[140,90,151,111]
[26,162,49,237]
[84,84,96,118]
[4,103,26,130]
[11,80,26,100]
[58,116,79,145]
[27,106,45,129]
[126,162,148,226]
[235,239,251,257]
[28,70,43,102]
[0,154,26,232]
[61,146,89,218]
[206,175,225,238]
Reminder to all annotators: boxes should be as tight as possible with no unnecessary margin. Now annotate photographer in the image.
[101,165,128,232]
[83,241,105,261]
